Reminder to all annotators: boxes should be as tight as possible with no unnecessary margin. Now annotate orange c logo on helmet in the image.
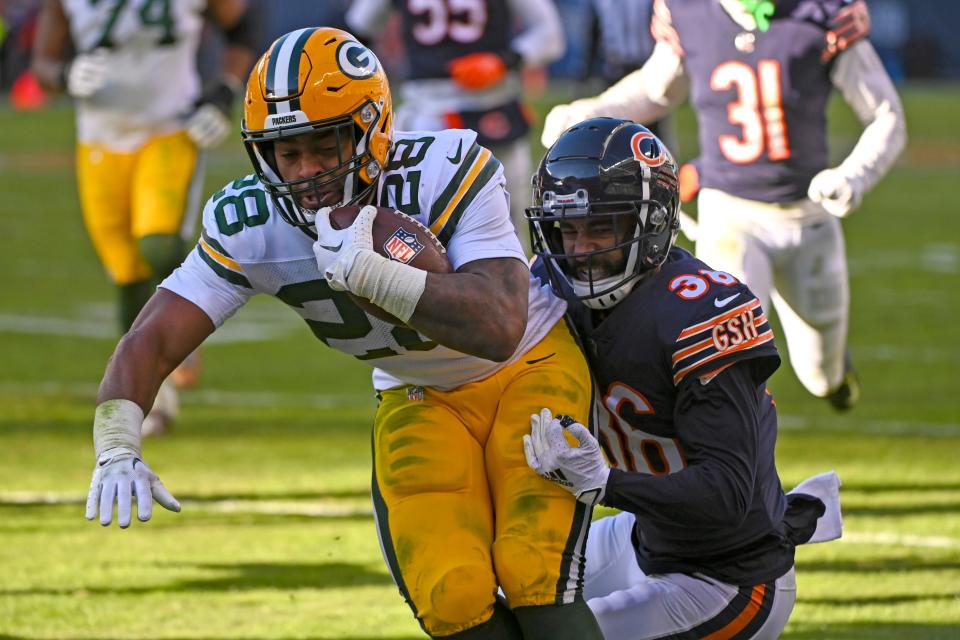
[631,131,666,167]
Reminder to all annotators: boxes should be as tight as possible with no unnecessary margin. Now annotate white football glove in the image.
[523,408,610,506]
[86,447,180,527]
[313,205,380,292]
[541,101,598,148]
[67,49,109,98]
[186,103,232,149]
[808,168,862,218]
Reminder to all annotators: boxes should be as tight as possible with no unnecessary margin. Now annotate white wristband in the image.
[93,399,144,459]
[349,251,428,323]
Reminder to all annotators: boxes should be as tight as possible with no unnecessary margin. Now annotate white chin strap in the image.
[572,218,644,309]
[572,275,640,310]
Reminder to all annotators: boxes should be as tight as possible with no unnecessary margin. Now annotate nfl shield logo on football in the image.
[383,228,425,263]
[407,386,425,401]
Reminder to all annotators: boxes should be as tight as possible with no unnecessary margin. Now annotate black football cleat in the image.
[826,355,860,412]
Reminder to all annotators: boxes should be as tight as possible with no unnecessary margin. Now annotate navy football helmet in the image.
[527,118,680,310]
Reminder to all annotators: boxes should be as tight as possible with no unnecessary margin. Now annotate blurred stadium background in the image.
[1,1,958,638]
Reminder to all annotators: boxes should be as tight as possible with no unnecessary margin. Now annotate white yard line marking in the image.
[3,495,958,547]
[0,310,302,343]
[0,492,373,517]
[778,414,960,437]
[0,381,374,408]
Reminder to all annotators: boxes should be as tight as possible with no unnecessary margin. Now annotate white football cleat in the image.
[142,378,179,437]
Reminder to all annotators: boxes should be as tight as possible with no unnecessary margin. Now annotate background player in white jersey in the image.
[82,27,604,640]
[345,0,566,254]
[524,117,843,639]
[540,0,907,410]
[32,0,257,433]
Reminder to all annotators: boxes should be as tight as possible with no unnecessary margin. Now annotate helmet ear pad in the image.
[528,118,681,309]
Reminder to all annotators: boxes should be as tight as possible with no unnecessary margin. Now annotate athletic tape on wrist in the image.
[93,399,143,459]
[350,251,428,323]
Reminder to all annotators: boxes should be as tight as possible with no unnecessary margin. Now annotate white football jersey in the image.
[161,128,566,390]
[62,0,206,150]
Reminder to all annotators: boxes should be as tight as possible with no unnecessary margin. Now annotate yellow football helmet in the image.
[242,27,393,229]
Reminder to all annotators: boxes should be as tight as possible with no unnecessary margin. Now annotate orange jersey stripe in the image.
[702,583,767,640]
[673,330,774,384]
[676,299,762,341]
[651,0,684,56]
[672,311,767,365]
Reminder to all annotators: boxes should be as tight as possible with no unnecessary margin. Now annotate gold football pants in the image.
[372,319,594,636]
[76,131,202,285]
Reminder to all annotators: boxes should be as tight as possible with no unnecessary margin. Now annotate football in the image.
[328,205,453,324]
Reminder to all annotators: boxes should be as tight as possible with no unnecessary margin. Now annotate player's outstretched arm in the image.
[809,40,907,218]
[87,291,215,527]
[31,0,71,93]
[541,42,687,147]
[186,0,258,149]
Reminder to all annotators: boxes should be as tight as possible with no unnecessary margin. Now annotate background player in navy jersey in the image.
[541,0,907,410]
[524,117,842,639]
[346,0,566,254]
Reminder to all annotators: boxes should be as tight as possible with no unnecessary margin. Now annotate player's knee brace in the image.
[138,233,185,281]
[420,563,496,635]
[492,535,551,606]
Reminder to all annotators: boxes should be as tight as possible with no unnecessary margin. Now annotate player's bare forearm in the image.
[408,257,529,362]
[207,0,247,29]
[97,290,215,411]
[211,0,257,85]
[31,0,70,92]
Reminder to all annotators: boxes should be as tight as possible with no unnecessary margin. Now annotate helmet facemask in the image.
[242,27,394,232]
[529,188,676,310]
[242,100,384,230]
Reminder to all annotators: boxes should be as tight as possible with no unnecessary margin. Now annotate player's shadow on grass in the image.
[0,561,393,596]
[20,637,426,640]
[840,501,960,517]
[797,557,960,574]
[839,480,960,493]
[784,622,960,640]
[799,592,959,606]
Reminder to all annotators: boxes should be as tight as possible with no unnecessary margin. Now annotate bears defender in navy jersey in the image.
[525,118,843,640]
[543,0,906,412]
[652,0,866,202]
[385,0,515,82]
[566,247,791,583]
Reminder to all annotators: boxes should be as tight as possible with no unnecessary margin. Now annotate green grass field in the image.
[1,84,958,639]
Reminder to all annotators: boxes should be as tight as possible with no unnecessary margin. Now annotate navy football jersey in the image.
[565,248,794,584]
[652,0,870,202]
[392,0,514,81]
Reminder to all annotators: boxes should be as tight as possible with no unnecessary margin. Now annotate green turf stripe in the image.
[428,141,482,226]
[436,154,502,246]
[196,246,252,289]
[201,229,233,259]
